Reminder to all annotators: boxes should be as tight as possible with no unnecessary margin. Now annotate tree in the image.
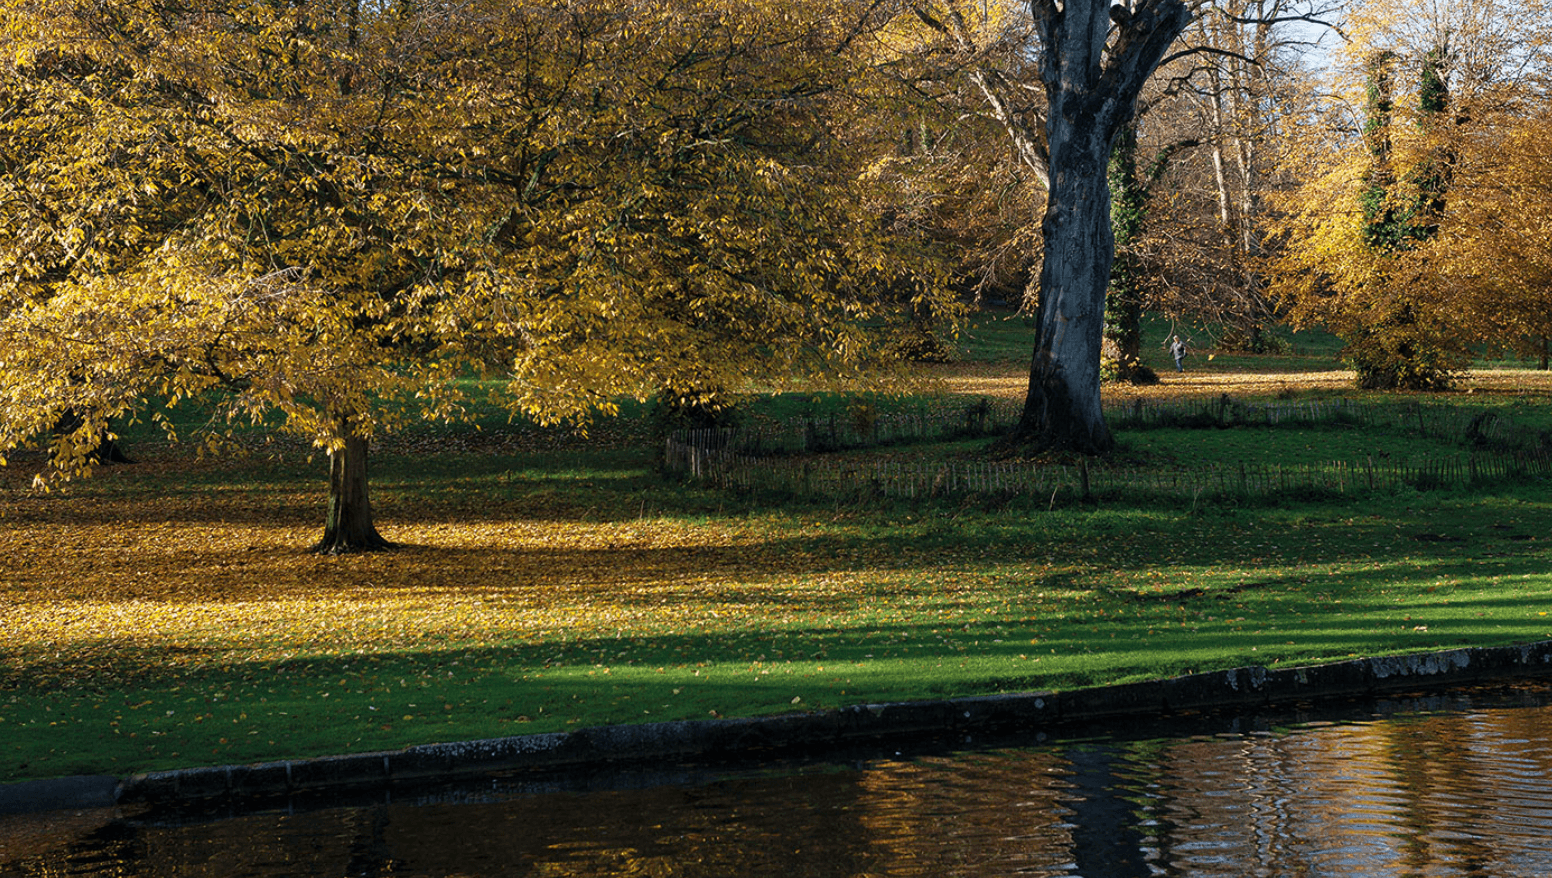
[1008,0,1192,453]
[1101,124,1157,383]
[1275,45,1467,392]
[1100,118,1213,382]
[1346,45,1460,389]
[1269,0,1551,388]
[1137,0,1333,352]
[0,0,951,551]
[0,0,510,552]
[892,2,1171,383]
[901,2,1355,449]
[900,1,1191,439]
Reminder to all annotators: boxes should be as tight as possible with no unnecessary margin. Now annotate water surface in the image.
[5,682,1551,876]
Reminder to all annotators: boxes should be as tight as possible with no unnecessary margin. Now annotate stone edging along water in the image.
[6,639,1552,815]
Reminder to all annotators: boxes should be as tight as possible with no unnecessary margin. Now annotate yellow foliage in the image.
[1431,103,1552,351]
[1267,0,1552,384]
[0,0,956,515]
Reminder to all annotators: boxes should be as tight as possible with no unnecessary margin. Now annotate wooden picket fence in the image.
[700,397,1025,456]
[664,396,1552,505]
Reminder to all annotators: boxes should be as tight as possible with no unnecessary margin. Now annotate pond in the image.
[5,681,1551,877]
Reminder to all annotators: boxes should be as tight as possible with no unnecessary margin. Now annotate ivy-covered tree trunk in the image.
[1103,124,1154,384]
[1359,51,1401,251]
[1349,45,1458,391]
[314,428,391,554]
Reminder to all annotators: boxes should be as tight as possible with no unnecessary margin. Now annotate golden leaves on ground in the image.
[0,500,865,689]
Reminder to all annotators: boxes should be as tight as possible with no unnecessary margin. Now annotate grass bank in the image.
[5,318,1552,783]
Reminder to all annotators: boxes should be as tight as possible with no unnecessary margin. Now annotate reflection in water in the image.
[6,683,1552,877]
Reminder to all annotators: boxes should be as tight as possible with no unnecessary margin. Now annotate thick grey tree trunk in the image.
[1010,0,1190,454]
[1020,125,1119,453]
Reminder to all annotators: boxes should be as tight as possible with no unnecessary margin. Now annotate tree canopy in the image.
[0,0,952,550]
[1269,0,1552,387]
[6,0,1549,544]
[1436,103,1552,358]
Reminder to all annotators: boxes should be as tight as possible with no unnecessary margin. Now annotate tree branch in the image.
[1159,44,1261,69]
[1218,9,1345,38]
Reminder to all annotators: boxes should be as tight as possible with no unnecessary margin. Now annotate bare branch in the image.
[1160,44,1261,69]
[1218,9,1346,41]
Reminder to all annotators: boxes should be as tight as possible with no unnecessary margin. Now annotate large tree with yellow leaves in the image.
[0,0,946,552]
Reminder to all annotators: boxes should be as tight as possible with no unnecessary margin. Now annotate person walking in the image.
[1169,335,1187,372]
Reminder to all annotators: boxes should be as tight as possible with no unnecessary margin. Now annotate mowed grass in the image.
[5,320,1552,782]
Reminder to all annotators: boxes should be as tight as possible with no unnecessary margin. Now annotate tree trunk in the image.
[1015,123,1119,454]
[313,431,392,554]
[91,433,133,464]
[1104,124,1154,385]
[53,411,133,465]
[1209,70,1236,232]
[1010,0,1190,454]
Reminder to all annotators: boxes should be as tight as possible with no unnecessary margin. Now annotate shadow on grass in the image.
[7,584,1551,782]
[8,549,1551,692]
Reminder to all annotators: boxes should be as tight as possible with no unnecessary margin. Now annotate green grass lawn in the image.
[5,312,1552,783]
[5,413,1552,782]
